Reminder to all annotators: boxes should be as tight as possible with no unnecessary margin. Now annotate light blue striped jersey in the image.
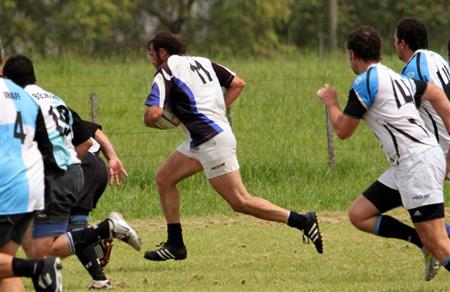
[401,49,450,154]
[350,63,437,165]
[0,78,45,214]
[24,84,79,170]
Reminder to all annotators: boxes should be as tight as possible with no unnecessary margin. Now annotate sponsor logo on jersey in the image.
[407,72,415,79]
[3,91,20,100]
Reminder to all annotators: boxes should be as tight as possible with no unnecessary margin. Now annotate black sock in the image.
[376,215,422,248]
[167,223,184,248]
[68,220,111,254]
[287,211,307,230]
[76,244,107,281]
[12,257,43,278]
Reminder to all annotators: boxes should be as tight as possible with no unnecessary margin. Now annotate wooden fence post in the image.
[326,107,336,169]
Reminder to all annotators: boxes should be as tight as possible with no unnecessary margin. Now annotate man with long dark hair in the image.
[143,32,324,261]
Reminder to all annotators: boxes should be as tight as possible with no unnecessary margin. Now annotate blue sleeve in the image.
[350,66,378,109]
[145,82,161,107]
[401,52,430,81]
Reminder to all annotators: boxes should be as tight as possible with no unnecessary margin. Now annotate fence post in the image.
[326,107,336,169]
[90,92,97,123]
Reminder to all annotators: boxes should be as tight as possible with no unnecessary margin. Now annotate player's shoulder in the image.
[352,64,380,88]
[0,78,39,109]
[402,50,432,80]
[24,84,52,97]
[169,55,211,64]
[351,64,381,102]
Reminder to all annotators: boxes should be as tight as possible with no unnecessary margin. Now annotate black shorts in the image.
[71,153,108,215]
[35,164,84,225]
[363,180,444,223]
[0,212,35,247]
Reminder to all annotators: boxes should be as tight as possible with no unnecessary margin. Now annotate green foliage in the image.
[196,0,294,57]
[2,0,449,57]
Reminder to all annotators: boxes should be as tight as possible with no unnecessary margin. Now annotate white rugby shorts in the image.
[177,130,240,179]
[378,145,445,210]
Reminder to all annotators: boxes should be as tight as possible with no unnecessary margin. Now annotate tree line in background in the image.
[1,0,449,58]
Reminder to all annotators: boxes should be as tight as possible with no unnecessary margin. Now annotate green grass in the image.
[21,212,450,291]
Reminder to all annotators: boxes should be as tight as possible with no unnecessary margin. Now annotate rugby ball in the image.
[154,107,180,130]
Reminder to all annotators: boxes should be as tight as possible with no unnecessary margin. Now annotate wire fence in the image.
[43,74,387,166]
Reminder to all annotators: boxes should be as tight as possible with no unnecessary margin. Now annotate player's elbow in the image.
[335,129,352,140]
[144,107,162,127]
[230,76,245,92]
[235,78,245,92]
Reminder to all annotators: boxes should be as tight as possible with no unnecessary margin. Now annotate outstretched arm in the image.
[94,129,128,186]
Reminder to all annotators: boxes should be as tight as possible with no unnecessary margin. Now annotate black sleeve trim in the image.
[34,108,53,158]
[212,63,234,88]
[343,89,366,119]
[70,110,92,146]
[413,80,428,108]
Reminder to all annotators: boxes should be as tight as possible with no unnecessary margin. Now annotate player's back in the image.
[353,63,436,165]
[0,78,45,214]
[24,84,79,171]
[167,55,228,123]
[402,49,450,152]
[166,55,230,146]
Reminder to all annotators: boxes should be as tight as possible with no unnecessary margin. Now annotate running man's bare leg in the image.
[348,195,381,232]
[415,218,450,262]
[0,242,24,292]
[155,151,203,223]
[209,170,289,223]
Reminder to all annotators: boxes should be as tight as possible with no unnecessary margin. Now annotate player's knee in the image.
[30,246,48,260]
[348,207,364,229]
[155,170,170,189]
[229,198,251,214]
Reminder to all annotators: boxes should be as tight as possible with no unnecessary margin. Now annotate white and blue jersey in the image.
[343,63,437,165]
[401,49,450,154]
[24,84,79,171]
[145,55,235,148]
[0,78,46,214]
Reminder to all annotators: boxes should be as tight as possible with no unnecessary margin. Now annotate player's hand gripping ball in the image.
[154,106,180,130]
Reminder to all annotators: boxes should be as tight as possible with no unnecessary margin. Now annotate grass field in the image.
[20,53,450,290]
[21,211,450,291]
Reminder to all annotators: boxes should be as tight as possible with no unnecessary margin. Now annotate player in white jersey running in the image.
[393,17,450,281]
[143,32,323,261]
[317,25,450,279]
[3,56,141,276]
[0,50,62,291]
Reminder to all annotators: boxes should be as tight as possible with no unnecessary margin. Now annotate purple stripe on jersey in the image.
[145,83,161,107]
[171,76,223,147]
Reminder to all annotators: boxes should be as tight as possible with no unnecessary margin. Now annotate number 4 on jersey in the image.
[14,111,26,144]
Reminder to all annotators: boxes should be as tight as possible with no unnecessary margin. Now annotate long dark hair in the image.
[147,32,188,55]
